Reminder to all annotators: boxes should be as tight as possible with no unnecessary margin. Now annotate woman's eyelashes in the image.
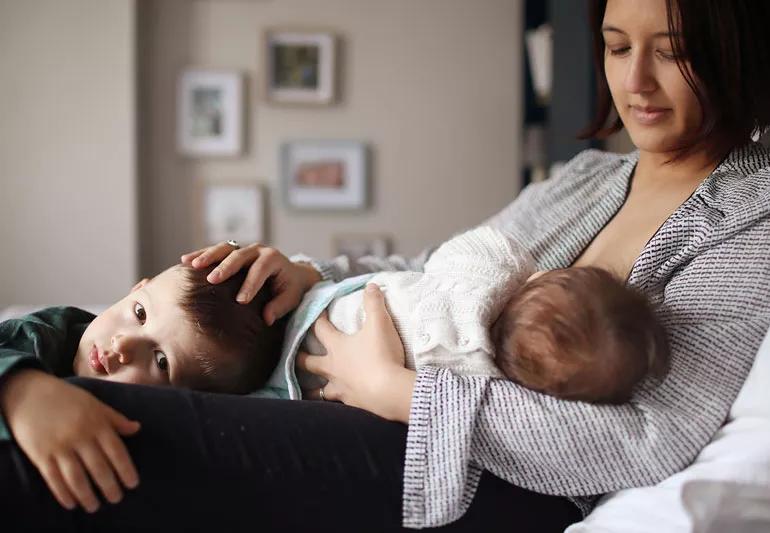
[606,44,678,61]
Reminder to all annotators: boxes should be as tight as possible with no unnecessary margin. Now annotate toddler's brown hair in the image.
[177,264,287,394]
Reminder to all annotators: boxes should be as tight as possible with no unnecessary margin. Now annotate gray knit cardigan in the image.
[312,144,770,528]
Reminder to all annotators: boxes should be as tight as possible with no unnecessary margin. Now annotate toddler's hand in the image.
[0,370,140,512]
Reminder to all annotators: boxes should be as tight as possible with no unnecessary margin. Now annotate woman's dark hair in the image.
[580,0,770,161]
[178,264,288,394]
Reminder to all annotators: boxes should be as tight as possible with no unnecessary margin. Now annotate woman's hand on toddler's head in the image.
[0,370,141,513]
[181,241,321,326]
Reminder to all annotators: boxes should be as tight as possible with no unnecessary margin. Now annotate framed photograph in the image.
[265,29,336,105]
[177,69,243,156]
[196,180,266,246]
[332,233,391,260]
[281,140,368,210]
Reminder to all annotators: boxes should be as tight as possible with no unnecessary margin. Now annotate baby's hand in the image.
[0,370,140,512]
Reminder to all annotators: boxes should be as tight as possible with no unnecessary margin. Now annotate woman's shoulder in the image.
[701,142,770,217]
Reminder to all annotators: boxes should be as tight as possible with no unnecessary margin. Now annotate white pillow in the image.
[565,326,770,533]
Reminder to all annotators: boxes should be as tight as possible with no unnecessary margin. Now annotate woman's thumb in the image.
[363,284,388,319]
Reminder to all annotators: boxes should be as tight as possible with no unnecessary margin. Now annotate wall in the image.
[138,0,524,275]
[0,0,137,306]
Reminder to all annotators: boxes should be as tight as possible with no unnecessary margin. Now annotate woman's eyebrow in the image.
[601,25,679,39]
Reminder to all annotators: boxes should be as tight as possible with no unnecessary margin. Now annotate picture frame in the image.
[281,140,368,211]
[177,69,243,156]
[332,233,391,260]
[195,180,266,247]
[264,29,336,105]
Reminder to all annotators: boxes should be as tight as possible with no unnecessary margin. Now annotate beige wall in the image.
[0,0,137,307]
[139,0,524,275]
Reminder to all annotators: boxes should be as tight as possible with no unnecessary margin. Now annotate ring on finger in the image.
[319,386,326,401]
[225,239,240,250]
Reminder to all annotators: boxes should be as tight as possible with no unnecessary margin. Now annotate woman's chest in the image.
[571,187,694,279]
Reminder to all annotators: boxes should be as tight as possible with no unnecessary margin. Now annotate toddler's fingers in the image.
[108,409,141,437]
[58,452,100,513]
[98,430,139,489]
[38,459,76,510]
[78,443,123,504]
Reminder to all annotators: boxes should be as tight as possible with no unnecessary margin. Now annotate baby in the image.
[265,226,669,405]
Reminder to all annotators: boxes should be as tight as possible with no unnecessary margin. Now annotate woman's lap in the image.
[0,377,580,532]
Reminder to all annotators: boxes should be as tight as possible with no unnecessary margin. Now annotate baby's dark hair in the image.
[177,264,287,394]
[491,267,670,404]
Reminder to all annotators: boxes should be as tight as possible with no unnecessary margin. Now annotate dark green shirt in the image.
[0,306,95,440]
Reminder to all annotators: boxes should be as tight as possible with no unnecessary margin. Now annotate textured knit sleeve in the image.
[402,182,770,526]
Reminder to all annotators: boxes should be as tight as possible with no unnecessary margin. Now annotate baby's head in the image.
[73,264,286,393]
[491,267,669,404]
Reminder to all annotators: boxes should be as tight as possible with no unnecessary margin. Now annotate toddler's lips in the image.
[89,345,107,374]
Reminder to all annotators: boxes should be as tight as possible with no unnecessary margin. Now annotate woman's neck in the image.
[634,147,723,188]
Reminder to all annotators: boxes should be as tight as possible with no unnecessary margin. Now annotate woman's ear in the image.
[131,278,151,293]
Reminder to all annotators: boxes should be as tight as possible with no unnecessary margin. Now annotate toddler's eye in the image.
[155,351,169,372]
[134,303,146,323]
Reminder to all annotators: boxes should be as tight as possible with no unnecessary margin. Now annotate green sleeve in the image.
[0,306,95,441]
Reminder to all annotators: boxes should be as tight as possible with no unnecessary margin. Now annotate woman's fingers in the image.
[38,459,76,510]
[179,247,208,265]
[58,452,100,513]
[303,383,339,402]
[312,312,345,347]
[77,443,123,504]
[206,245,259,284]
[237,250,281,304]
[194,241,260,272]
[296,351,329,378]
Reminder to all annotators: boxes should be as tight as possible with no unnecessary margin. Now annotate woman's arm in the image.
[302,212,770,528]
[400,215,770,528]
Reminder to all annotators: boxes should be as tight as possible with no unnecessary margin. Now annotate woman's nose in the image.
[624,51,657,94]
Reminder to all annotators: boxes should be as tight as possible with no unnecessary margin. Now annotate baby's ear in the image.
[131,278,151,293]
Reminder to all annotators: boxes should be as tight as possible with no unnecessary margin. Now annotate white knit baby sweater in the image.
[301,226,535,377]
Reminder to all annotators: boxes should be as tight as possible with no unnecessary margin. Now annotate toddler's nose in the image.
[111,334,136,364]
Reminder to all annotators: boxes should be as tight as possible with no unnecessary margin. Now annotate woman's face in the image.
[602,0,702,154]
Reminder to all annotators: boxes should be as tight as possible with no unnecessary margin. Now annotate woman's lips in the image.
[89,345,107,374]
[630,106,671,125]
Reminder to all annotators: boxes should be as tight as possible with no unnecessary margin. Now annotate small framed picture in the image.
[332,234,391,260]
[195,180,266,246]
[281,140,368,211]
[177,69,243,156]
[265,29,336,105]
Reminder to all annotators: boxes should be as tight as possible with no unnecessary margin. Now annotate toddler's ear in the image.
[131,278,151,293]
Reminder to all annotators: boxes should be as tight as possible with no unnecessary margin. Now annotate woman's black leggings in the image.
[0,377,581,532]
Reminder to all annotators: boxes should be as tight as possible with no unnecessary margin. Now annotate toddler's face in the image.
[72,266,215,388]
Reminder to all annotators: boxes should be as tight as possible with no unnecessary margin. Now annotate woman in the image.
[1,0,769,531]
[185,0,770,527]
